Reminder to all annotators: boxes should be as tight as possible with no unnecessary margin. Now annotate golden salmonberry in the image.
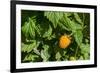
[59,34,71,49]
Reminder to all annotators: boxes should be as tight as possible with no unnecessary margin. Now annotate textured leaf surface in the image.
[23,54,39,62]
[74,30,83,46]
[43,25,52,38]
[22,18,36,39]
[55,51,61,61]
[21,40,36,53]
[41,45,50,61]
[74,13,83,24]
[80,43,90,54]
[44,11,63,28]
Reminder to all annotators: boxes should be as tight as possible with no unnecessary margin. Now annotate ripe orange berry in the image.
[59,34,71,49]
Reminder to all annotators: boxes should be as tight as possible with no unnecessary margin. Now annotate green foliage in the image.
[44,11,63,28]
[73,13,83,24]
[42,25,52,39]
[23,53,39,62]
[21,40,36,53]
[21,10,90,62]
[74,30,83,46]
[41,45,50,62]
[56,51,62,61]
[22,17,36,39]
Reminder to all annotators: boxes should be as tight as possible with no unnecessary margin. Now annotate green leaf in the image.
[61,50,68,61]
[80,43,90,54]
[23,53,39,62]
[41,45,50,62]
[74,30,83,46]
[84,53,90,60]
[47,33,56,40]
[22,17,36,39]
[43,25,52,38]
[63,13,72,29]
[70,21,82,31]
[55,51,61,61]
[58,21,71,31]
[35,24,41,36]
[64,12,72,17]
[80,43,90,59]
[63,13,82,32]
[79,56,84,60]
[21,40,36,53]
[44,11,63,28]
[33,41,41,55]
[74,13,83,24]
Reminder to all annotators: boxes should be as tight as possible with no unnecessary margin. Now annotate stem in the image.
[74,46,78,59]
[69,32,73,37]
